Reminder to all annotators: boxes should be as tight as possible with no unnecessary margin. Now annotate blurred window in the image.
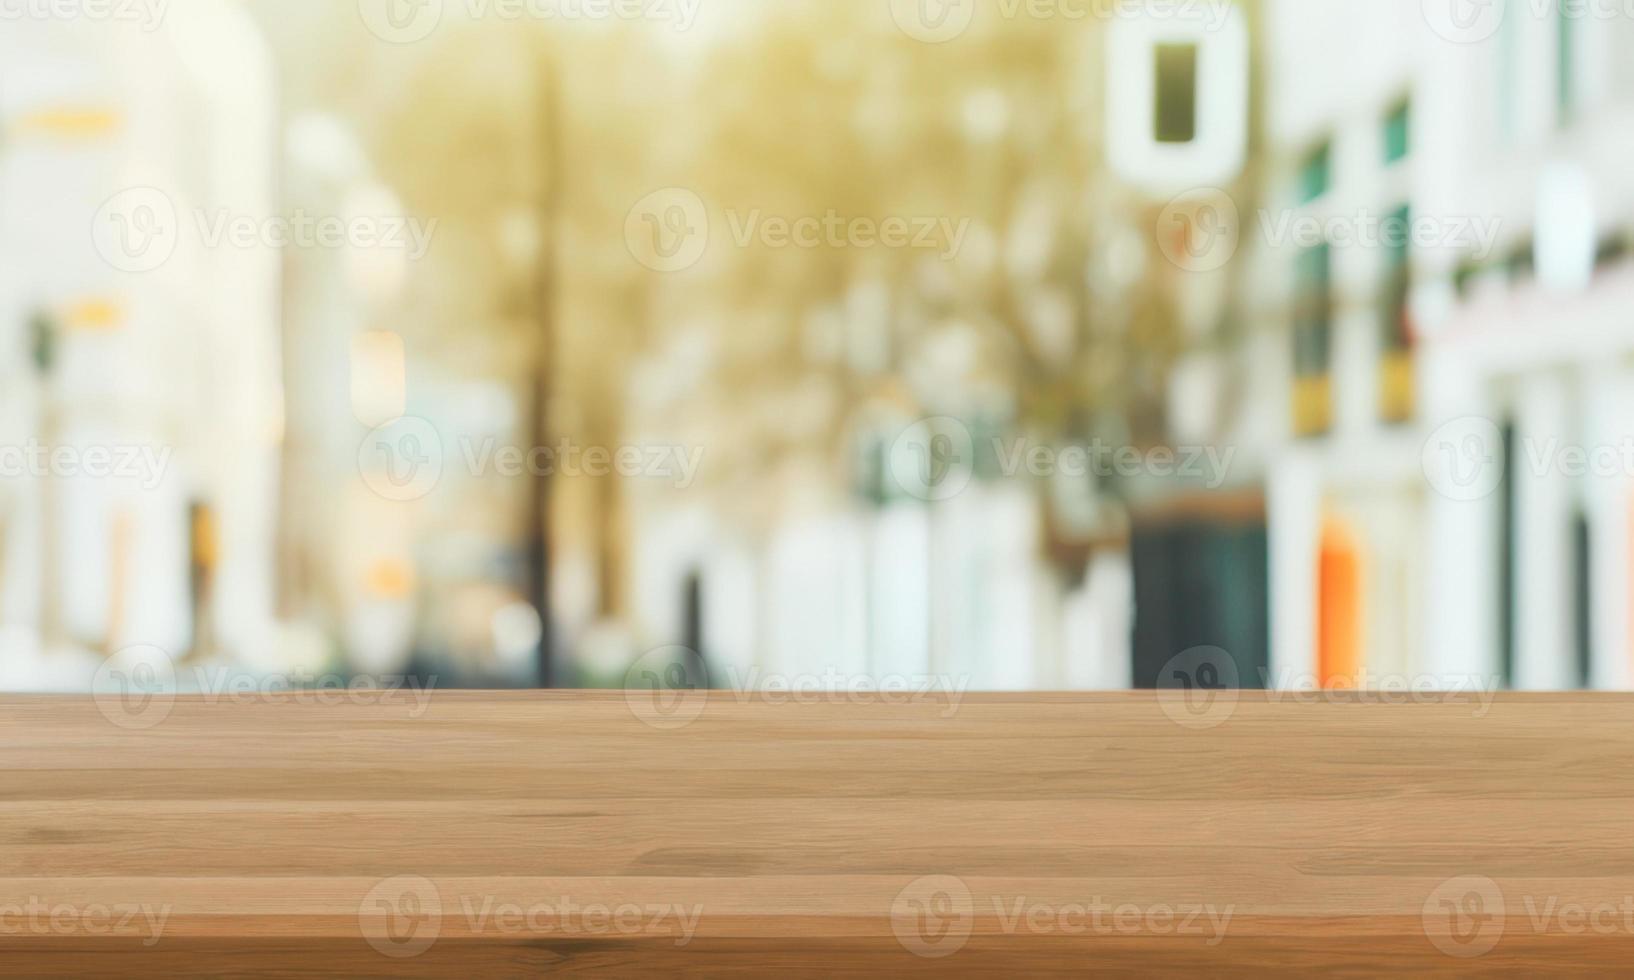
[1298,141,1331,204]
[1154,43,1199,144]
[1383,99,1410,165]
[1379,205,1413,424]
[1292,243,1333,437]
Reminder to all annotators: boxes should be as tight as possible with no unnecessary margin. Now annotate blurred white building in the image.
[0,2,282,687]
[1421,0,1634,691]
[1252,0,1634,689]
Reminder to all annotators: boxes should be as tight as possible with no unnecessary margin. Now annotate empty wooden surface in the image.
[3,691,1633,976]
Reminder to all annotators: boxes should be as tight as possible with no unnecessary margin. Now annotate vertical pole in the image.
[31,313,65,651]
[527,47,562,687]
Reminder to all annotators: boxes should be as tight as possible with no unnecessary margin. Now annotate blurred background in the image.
[2,0,1630,694]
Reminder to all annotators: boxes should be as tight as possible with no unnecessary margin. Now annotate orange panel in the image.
[1318,518,1364,688]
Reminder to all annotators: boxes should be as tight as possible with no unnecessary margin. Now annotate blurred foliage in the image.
[251,0,1214,515]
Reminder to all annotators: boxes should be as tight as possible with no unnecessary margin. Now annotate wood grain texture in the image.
[2,691,1632,976]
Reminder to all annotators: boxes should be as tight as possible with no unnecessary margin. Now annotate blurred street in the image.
[2,0,1631,694]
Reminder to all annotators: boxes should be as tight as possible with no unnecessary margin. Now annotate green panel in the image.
[1299,142,1331,203]
[1293,243,1333,377]
[1381,205,1412,355]
[1384,100,1410,164]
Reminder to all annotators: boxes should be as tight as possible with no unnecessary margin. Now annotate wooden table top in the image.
[2,689,1630,976]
